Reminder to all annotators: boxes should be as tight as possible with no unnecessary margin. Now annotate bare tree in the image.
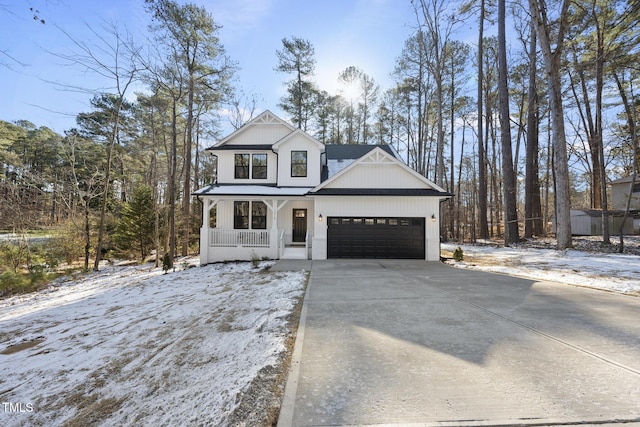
[49,22,139,269]
[226,90,260,131]
[146,0,234,257]
[524,9,543,237]
[461,0,491,239]
[529,0,573,249]
[498,0,519,244]
[413,0,460,187]
[613,71,639,253]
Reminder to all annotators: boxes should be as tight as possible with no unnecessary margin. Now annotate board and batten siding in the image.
[323,162,430,189]
[214,150,278,184]
[311,196,442,261]
[611,182,640,211]
[276,135,323,187]
[229,123,292,146]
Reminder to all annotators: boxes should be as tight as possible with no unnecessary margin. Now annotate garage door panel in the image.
[327,217,425,259]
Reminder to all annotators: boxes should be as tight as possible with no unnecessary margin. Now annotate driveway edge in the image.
[277,270,312,427]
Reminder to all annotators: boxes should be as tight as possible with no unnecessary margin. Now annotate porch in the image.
[196,188,316,264]
[200,228,312,264]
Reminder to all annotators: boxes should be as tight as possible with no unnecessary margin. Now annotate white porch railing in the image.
[210,229,270,248]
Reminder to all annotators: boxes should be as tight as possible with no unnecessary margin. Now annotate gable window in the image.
[252,154,267,179]
[234,201,249,229]
[291,151,307,177]
[234,154,250,179]
[251,201,267,229]
[633,182,640,193]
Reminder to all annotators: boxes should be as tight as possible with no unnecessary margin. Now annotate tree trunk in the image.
[530,0,573,250]
[168,98,178,264]
[498,0,519,245]
[449,57,456,239]
[93,101,122,271]
[613,72,638,253]
[182,76,194,257]
[477,0,489,240]
[594,18,610,244]
[84,195,90,271]
[525,14,542,238]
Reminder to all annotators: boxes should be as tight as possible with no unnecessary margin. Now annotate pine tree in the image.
[275,37,317,129]
[114,185,155,261]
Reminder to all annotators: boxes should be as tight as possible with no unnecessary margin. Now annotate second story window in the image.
[291,151,307,177]
[252,154,267,179]
[235,154,249,179]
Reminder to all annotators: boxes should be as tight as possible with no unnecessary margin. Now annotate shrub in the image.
[0,270,29,296]
[0,269,55,298]
[162,253,173,273]
[453,246,464,262]
[48,221,86,265]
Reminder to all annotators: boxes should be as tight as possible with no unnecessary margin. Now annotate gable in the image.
[314,147,446,192]
[272,129,325,152]
[211,110,295,148]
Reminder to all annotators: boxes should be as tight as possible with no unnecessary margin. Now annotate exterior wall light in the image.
[318,214,323,222]
[431,214,436,222]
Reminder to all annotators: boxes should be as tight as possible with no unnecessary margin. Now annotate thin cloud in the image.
[208,0,274,39]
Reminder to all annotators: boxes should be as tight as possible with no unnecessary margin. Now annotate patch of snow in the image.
[443,243,640,295]
[0,259,307,426]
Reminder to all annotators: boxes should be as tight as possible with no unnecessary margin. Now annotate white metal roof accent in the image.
[327,159,356,178]
[194,185,313,197]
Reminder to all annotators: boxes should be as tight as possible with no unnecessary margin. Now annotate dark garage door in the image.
[327,217,425,259]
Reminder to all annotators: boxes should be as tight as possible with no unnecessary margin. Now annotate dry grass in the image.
[226,272,309,426]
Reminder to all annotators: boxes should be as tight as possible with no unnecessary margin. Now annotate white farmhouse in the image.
[194,110,451,263]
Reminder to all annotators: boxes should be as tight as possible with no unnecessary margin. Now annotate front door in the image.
[292,209,307,243]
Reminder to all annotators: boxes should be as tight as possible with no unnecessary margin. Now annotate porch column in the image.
[263,199,289,230]
[200,199,217,265]
[271,199,278,230]
[263,199,289,259]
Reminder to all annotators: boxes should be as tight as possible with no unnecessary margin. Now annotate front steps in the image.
[281,246,307,260]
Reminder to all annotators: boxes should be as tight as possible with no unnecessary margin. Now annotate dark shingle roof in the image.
[324,144,399,160]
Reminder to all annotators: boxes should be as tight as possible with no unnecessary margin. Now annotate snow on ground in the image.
[443,240,640,296]
[0,259,307,426]
[2,238,638,425]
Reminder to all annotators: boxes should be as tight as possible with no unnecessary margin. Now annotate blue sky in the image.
[0,0,422,135]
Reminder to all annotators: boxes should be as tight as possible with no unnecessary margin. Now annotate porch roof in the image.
[193,184,313,197]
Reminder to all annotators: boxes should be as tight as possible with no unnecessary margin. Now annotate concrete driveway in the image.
[277,260,640,426]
